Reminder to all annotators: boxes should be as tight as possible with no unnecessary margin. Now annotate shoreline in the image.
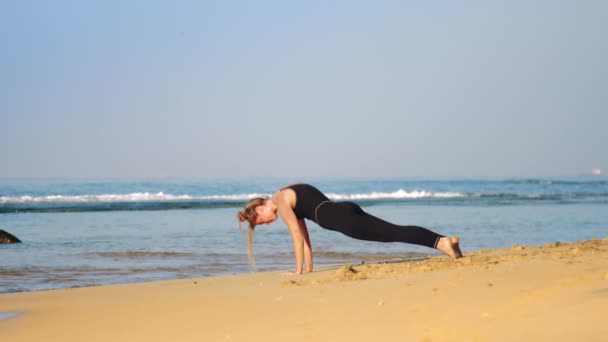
[1,237,607,341]
[0,250,435,294]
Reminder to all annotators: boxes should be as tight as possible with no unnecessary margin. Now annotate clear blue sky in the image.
[1,1,606,178]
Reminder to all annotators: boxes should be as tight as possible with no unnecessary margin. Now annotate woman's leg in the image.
[317,202,443,248]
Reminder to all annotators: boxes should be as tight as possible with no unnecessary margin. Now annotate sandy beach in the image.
[1,237,607,342]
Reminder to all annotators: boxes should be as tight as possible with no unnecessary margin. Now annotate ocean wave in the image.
[500,179,608,185]
[1,190,607,213]
[326,189,464,200]
[0,192,270,204]
[0,189,463,204]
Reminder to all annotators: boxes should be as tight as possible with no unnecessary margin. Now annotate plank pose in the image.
[237,183,462,274]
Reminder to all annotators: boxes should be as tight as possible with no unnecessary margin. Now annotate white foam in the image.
[326,189,464,200]
[0,192,270,204]
[201,193,271,201]
[0,190,464,204]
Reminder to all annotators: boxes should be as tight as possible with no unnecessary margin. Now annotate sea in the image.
[1,177,607,293]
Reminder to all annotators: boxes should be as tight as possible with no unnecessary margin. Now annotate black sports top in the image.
[283,184,330,222]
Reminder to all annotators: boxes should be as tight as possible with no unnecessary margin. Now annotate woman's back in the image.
[282,184,330,222]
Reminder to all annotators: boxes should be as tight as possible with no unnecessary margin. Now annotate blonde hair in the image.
[236,197,266,271]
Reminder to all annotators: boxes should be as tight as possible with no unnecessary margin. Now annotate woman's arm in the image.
[298,218,313,273]
[275,190,308,274]
[279,207,305,274]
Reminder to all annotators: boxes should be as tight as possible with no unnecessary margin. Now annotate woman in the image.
[237,183,462,274]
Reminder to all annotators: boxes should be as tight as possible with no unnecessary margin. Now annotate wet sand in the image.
[1,237,607,341]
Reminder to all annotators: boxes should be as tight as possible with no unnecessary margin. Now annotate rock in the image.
[0,229,22,244]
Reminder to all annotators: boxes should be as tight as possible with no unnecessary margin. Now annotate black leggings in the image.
[315,202,443,249]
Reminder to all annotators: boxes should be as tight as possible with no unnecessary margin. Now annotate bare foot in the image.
[436,236,462,259]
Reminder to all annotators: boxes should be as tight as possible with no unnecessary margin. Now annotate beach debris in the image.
[281,279,307,287]
[0,312,20,321]
[336,264,369,281]
[0,229,22,244]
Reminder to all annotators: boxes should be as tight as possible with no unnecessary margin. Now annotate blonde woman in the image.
[237,183,462,274]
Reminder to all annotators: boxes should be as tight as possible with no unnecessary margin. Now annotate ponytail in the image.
[236,197,266,271]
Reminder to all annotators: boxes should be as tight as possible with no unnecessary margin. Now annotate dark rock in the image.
[0,230,22,244]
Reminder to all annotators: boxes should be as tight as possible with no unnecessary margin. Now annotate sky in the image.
[1,0,606,179]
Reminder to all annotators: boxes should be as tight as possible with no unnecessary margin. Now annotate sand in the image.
[1,238,607,341]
